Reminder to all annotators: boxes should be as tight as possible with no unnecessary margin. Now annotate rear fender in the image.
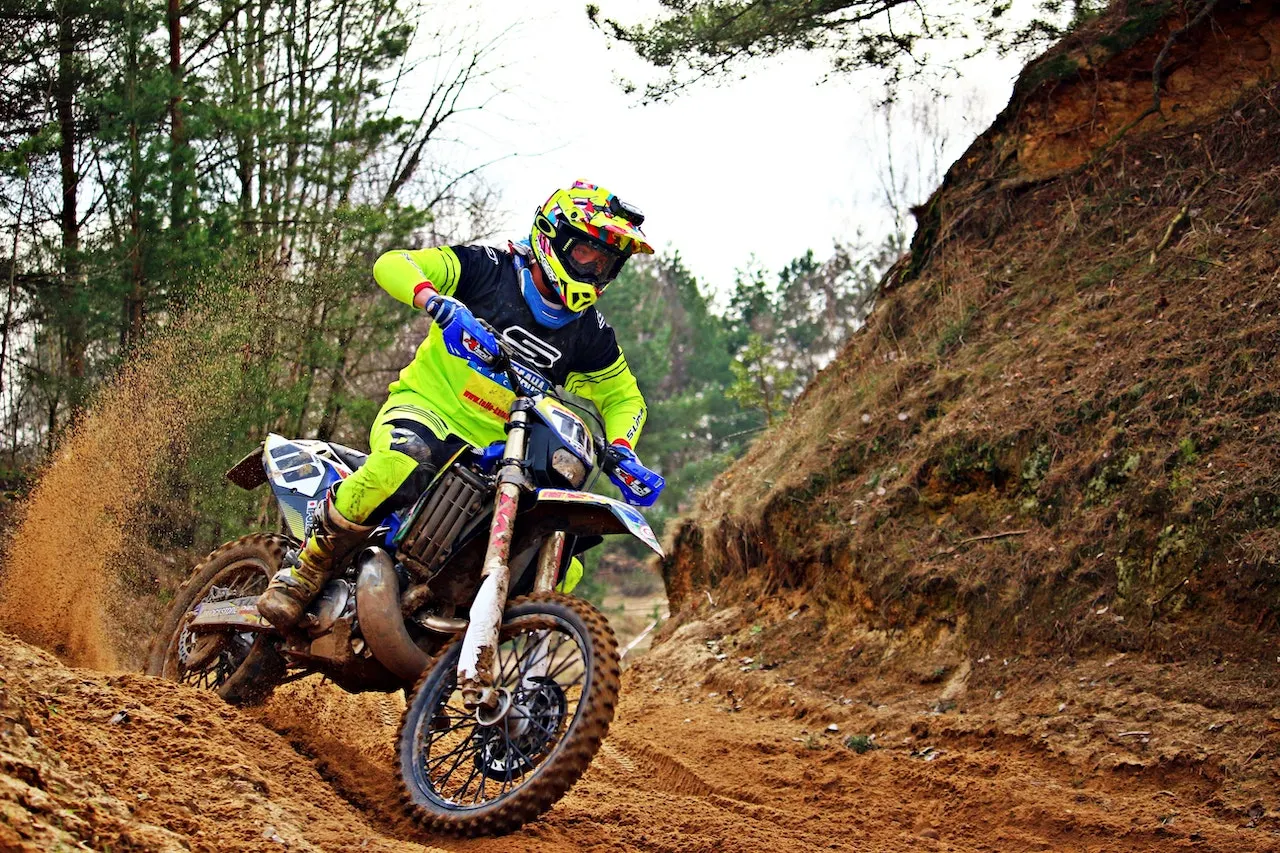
[226,443,267,490]
[224,435,353,539]
[263,434,352,538]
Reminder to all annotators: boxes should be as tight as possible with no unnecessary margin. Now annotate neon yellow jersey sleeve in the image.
[565,351,648,448]
[372,246,464,306]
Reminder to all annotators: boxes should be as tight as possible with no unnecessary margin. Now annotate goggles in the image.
[552,231,629,288]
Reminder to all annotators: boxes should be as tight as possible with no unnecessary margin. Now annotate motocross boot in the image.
[256,490,374,630]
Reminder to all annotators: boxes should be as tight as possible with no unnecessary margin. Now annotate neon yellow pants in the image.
[332,393,461,524]
[332,391,582,593]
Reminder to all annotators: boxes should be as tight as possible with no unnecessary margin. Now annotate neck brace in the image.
[512,240,580,329]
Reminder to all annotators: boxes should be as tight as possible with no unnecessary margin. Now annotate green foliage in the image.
[591,0,1104,101]
[727,334,796,427]
[1116,522,1203,604]
[0,0,509,549]
[843,733,880,753]
[721,237,887,423]
[1085,451,1142,506]
[801,733,825,750]
[1021,443,1053,492]
[573,563,611,609]
[0,0,895,571]
[941,440,998,484]
[936,306,979,356]
[1097,1,1172,54]
[1023,52,1081,90]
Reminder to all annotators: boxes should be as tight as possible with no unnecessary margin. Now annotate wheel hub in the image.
[472,677,568,780]
[175,567,266,689]
[180,632,228,670]
[474,688,516,728]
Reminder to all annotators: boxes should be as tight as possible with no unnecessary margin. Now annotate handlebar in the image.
[460,316,660,502]
[474,318,541,399]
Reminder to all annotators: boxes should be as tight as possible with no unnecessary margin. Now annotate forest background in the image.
[0,0,1091,601]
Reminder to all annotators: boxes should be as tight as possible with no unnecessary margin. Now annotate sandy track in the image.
[3,628,1276,853]
[0,635,446,853]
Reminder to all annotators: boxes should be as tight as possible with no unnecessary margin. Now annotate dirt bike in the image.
[146,315,665,836]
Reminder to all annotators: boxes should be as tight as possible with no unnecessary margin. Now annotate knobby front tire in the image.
[397,592,620,836]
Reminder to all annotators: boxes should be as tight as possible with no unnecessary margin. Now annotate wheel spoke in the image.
[504,732,539,776]
[555,671,585,694]
[502,630,542,688]
[545,647,583,682]
[519,629,559,673]
[425,716,473,752]
[453,763,482,803]
[500,724,519,795]
[434,739,474,793]
[522,713,560,742]
[539,634,573,679]
[425,733,475,772]
[496,635,515,686]
[439,735,476,782]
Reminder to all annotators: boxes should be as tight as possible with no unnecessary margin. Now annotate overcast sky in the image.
[423,1,1035,300]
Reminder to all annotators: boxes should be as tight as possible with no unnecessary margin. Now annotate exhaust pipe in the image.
[355,548,431,682]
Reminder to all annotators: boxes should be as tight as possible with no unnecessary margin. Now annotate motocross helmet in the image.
[530,181,654,313]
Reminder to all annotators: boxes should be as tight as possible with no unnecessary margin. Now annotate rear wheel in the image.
[145,533,289,705]
[397,592,620,836]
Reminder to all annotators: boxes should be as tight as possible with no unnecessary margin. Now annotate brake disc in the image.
[474,677,568,780]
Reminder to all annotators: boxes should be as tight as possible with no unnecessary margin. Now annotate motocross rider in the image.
[256,181,656,630]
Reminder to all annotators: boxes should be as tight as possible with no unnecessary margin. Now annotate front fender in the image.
[530,489,663,557]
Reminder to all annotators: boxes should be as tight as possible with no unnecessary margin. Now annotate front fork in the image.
[457,402,565,709]
[521,531,565,689]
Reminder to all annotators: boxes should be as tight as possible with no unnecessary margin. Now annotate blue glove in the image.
[604,443,665,507]
[428,295,500,365]
[424,293,462,327]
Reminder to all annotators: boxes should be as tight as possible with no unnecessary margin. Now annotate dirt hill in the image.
[665,0,1280,676]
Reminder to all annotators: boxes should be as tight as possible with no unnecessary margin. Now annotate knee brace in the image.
[388,425,440,466]
[366,420,466,520]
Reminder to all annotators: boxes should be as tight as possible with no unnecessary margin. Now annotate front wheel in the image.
[397,592,620,836]
[145,533,289,705]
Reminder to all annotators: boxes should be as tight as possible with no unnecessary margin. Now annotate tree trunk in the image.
[315,324,355,441]
[231,5,254,236]
[252,0,270,237]
[123,0,145,352]
[168,0,187,236]
[56,2,86,420]
[1,167,31,402]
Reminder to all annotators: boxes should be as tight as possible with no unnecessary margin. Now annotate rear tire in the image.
[397,592,620,836]
[145,533,290,706]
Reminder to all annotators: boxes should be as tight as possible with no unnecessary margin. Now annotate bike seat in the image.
[328,443,369,471]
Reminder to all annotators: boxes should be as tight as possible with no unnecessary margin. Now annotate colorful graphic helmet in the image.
[530,181,654,313]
